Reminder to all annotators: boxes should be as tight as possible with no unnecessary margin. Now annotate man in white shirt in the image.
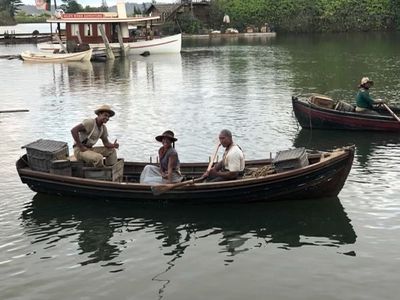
[203,129,245,181]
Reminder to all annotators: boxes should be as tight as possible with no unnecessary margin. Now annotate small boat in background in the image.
[20,49,92,63]
[292,95,400,131]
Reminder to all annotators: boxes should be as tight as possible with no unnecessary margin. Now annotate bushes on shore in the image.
[15,11,50,23]
[209,0,400,32]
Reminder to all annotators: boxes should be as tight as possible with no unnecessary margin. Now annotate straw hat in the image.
[94,104,115,117]
[360,77,373,86]
[155,130,177,142]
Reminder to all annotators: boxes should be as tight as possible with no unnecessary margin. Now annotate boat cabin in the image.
[46,3,160,45]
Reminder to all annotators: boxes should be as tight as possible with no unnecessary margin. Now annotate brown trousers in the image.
[73,146,117,167]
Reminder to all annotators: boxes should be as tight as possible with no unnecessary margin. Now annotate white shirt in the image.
[223,144,245,172]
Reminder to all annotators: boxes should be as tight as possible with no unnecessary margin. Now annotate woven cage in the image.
[22,139,69,172]
[273,147,309,173]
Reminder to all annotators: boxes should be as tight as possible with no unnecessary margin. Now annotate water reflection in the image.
[293,129,400,167]
[21,194,356,268]
[183,35,277,48]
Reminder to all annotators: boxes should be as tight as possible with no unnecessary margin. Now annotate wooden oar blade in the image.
[151,184,172,196]
[151,177,201,196]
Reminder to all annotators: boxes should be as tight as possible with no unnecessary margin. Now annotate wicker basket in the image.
[22,139,69,172]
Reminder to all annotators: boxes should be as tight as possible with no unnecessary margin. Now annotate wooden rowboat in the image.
[292,96,400,131]
[20,49,92,63]
[16,146,354,203]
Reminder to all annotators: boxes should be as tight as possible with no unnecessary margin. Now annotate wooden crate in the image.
[273,148,309,173]
[335,101,354,112]
[82,159,124,182]
[50,160,72,176]
[22,139,69,172]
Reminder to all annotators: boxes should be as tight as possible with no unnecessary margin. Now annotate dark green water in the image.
[0,31,399,299]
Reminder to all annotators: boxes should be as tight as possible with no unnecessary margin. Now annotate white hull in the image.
[129,33,182,54]
[37,34,182,56]
[21,49,92,62]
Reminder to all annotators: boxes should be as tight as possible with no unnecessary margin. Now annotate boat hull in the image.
[37,34,182,57]
[128,33,182,55]
[16,147,354,203]
[292,96,400,131]
[21,49,92,62]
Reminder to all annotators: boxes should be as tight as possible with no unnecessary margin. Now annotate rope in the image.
[244,165,275,178]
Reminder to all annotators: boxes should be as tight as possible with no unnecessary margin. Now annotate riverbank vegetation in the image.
[0,0,22,25]
[208,0,400,33]
[2,0,400,32]
[14,11,50,23]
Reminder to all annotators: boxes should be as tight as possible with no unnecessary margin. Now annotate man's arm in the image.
[71,123,88,151]
[207,160,238,180]
[101,136,119,149]
[208,168,239,180]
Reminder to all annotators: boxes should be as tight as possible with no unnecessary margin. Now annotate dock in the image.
[0,32,52,44]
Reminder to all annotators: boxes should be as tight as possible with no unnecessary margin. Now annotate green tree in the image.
[176,12,202,34]
[0,0,22,17]
[60,0,83,13]
[0,0,23,25]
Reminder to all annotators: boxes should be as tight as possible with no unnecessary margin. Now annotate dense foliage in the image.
[15,11,49,23]
[0,0,22,25]
[2,0,400,32]
[209,0,400,32]
[59,0,108,13]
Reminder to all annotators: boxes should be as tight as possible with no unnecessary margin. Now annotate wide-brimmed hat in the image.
[360,77,374,86]
[94,104,115,117]
[155,130,177,142]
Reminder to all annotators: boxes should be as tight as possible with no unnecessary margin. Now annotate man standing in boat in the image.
[355,77,384,115]
[71,104,119,168]
[203,129,245,181]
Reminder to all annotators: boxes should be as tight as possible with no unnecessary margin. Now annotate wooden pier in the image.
[0,32,52,44]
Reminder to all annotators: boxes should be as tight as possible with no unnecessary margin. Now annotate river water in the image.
[1,27,400,299]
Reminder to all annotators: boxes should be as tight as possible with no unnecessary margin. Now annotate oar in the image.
[151,143,221,196]
[0,109,29,113]
[383,103,400,122]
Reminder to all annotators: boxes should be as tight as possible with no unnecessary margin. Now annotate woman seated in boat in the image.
[140,130,183,185]
[355,77,384,115]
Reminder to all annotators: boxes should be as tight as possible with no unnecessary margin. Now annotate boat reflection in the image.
[34,54,183,99]
[293,129,400,167]
[21,194,356,267]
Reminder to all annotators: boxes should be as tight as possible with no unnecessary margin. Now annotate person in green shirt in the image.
[355,77,383,115]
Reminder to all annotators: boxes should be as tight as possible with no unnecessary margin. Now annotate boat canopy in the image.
[47,14,160,24]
